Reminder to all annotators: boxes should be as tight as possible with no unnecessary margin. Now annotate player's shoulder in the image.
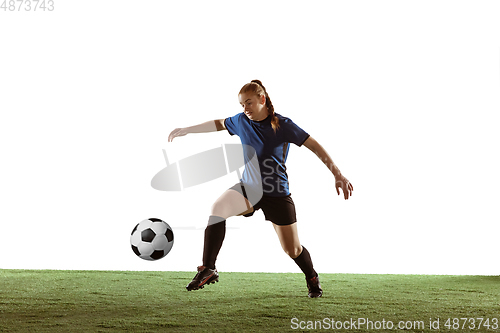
[228,112,245,120]
[275,113,288,121]
[225,112,245,124]
[275,113,298,126]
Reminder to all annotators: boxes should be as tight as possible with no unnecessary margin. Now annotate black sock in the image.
[293,246,317,280]
[202,215,226,270]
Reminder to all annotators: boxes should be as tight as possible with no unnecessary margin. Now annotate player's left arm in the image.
[303,136,354,200]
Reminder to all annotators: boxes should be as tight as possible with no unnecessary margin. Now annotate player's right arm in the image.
[168,119,226,142]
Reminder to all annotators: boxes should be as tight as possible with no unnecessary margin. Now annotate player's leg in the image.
[272,222,302,258]
[211,188,254,219]
[272,222,322,298]
[186,188,253,291]
[202,188,252,269]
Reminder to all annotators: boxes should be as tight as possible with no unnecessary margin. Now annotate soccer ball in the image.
[130,218,174,260]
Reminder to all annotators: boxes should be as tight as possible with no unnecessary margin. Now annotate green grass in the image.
[0,270,498,332]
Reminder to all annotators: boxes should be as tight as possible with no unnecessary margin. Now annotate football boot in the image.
[186,265,219,291]
[306,275,323,298]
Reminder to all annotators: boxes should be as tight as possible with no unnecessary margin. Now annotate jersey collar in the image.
[251,114,271,124]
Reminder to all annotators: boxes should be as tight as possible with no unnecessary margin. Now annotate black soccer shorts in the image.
[229,182,297,226]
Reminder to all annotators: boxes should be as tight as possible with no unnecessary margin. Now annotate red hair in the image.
[239,80,279,133]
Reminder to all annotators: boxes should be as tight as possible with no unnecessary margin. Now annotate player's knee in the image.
[210,201,229,220]
[284,245,302,259]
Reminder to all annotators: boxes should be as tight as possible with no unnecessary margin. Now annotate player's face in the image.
[239,92,268,121]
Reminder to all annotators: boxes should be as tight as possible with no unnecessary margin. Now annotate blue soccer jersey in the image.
[224,112,310,197]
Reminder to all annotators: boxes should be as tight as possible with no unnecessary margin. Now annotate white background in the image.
[1,1,499,275]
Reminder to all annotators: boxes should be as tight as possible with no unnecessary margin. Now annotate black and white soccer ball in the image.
[130,218,174,260]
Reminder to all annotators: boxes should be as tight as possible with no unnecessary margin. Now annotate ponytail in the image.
[239,80,280,133]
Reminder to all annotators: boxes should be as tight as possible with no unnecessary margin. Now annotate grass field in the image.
[0,270,498,332]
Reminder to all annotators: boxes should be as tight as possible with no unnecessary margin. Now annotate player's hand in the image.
[335,174,353,200]
[168,128,189,142]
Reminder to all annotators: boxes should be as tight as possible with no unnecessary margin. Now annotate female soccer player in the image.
[168,80,353,298]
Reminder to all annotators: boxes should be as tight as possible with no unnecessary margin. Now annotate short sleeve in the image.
[282,117,310,146]
[224,113,241,136]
